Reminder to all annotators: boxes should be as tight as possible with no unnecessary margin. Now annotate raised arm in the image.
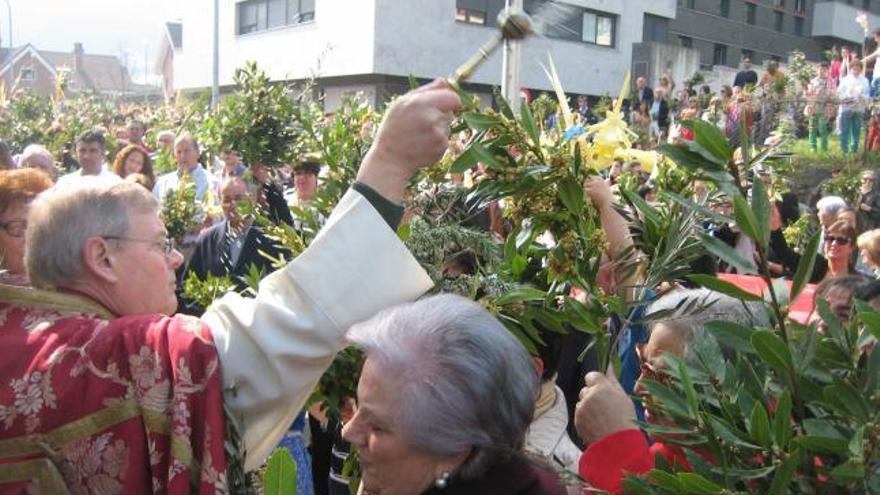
[201,80,461,470]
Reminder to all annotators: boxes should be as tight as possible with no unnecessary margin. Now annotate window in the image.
[713,43,727,66]
[678,0,696,7]
[237,0,314,35]
[794,16,804,35]
[864,0,871,9]
[455,8,486,24]
[584,12,615,46]
[20,67,35,82]
[289,0,315,23]
[746,3,757,24]
[774,11,784,31]
[679,35,693,48]
[794,0,806,13]
[720,0,730,17]
[775,0,785,7]
[642,14,669,42]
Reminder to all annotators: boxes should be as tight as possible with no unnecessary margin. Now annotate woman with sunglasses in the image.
[771,209,860,283]
[820,220,860,282]
[0,169,53,285]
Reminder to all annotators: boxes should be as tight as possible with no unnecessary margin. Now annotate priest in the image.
[0,80,459,493]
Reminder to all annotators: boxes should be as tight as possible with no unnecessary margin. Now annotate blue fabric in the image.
[276,412,315,495]
[617,291,655,423]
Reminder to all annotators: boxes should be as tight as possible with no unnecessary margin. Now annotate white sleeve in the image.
[201,189,433,470]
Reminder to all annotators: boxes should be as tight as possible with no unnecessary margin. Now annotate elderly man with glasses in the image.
[0,80,459,493]
[858,170,880,232]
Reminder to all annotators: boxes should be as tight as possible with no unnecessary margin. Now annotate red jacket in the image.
[579,429,690,494]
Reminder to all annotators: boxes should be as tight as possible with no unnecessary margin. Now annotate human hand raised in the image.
[574,367,638,445]
[357,80,461,203]
[584,177,614,211]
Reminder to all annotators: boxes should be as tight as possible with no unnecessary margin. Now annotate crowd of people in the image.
[1,69,879,495]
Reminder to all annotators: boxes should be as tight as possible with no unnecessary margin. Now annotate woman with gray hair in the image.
[572,288,768,494]
[342,294,568,495]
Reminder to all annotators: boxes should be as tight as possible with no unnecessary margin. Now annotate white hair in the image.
[816,196,847,215]
[19,145,56,179]
[347,294,538,479]
[646,287,770,355]
[26,182,158,289]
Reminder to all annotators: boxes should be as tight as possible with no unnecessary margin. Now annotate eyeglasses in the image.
[825,235,851,246]
[102,236,176,257]
[0,219,27,238]
[636,345,671,384]
[862,177,875,182]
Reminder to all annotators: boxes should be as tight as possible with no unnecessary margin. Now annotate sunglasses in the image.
[825,235,851,246]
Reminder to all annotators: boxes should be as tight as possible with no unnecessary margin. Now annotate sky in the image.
[1,0,183,85]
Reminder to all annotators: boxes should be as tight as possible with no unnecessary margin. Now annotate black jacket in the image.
[858,189,880,232]
[177,221,289,315]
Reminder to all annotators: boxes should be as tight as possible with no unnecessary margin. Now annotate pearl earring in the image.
[434,471,451,489]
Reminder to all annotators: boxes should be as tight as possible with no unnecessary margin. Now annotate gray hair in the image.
[646,288,769,356]
[347,294,538,479]
[816,195,847,216]
[26,182,159,289]
[20,145,56,179]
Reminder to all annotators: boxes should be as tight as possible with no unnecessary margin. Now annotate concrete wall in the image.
[813,1,880,44]
[371,0,676,97]
[174,0,676,99]
[174,0,378,89]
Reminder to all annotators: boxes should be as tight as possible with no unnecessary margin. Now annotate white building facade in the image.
[172,0,677,109]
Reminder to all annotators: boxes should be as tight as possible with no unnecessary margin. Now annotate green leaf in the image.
[733,193,761,245]
[749,401,773,448]
[676,472,724,494]
[699,232,757,275]
[848,425,866,459]
[687,274,763,302]
[520,101,540,148]
[751,330,794,376]
[772,390,792,448]
[494,286,546,306]
[450,145,478,173]
[706,320,755,354]
[686,119,733,163]
[750,178,771,249]
[792,435,849,454]
[647,470,684,491]
[407,74,419,90]
[557,177,584,215]
[823,379,871,423]
[469,143,506,171]
[766,450,800,495]
[263,448,298,495]
[678,361,699,416]
[462,112,502,131]
[639,380,692,419]
[656,143,715,172]
[830,460,866,482]
[790,231,820,302]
